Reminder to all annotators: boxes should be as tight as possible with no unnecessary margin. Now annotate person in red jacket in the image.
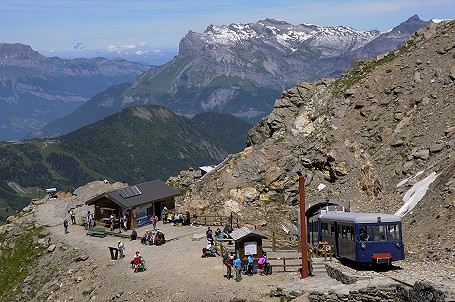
[226,256,234,279]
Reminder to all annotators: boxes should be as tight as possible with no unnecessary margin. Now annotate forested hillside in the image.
[0,106,251,223]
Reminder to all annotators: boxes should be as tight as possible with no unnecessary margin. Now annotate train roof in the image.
[320,212,401,223]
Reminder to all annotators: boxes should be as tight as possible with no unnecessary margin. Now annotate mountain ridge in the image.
[34,15,430,139]
[0,43,151,141]
[0,106,251,222]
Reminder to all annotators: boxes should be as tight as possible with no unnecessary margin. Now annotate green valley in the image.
[0,105,252,223]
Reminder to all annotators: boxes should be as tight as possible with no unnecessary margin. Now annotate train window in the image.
[388,224,400,240]
[330,223,334,236]
[349,226,354,240]
[374,225,387,241]
[360,226,372,241]
[342,225,347,239]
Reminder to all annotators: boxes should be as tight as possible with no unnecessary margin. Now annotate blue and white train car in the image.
[318,212,404,264]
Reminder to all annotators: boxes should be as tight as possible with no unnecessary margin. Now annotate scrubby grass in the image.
[332,39,416,95]
[0,226,46,301]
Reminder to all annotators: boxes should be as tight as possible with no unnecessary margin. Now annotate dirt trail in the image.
[48,222,295,301]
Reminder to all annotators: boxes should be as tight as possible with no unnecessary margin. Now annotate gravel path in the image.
[48,222,294,301]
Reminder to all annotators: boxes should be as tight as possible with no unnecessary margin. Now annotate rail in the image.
[196,213,333,274]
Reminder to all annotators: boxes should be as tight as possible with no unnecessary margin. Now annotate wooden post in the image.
[204,216,207,226]
[283,258,286,272]
[299,173,309,278]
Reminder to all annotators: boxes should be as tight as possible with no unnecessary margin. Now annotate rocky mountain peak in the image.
[390,14,428,34]
[0,42,43,63]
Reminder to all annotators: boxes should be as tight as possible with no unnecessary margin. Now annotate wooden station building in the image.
[85,180,179,229]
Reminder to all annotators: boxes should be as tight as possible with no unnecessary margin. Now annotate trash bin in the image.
[109,247,119,260]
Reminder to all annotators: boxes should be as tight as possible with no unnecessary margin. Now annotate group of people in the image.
[140,229,166,246]
[109,213,130,232]
[162,210,192,227]
[224,253,270,282]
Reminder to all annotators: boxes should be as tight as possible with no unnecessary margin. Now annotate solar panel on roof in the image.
[118,186,142,199]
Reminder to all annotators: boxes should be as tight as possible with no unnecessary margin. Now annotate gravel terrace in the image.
[48,222,296,301]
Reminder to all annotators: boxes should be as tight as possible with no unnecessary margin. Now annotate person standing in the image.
[123,214,128,230]
[118,240,125,259]
[119,215,124,233]
[110,213,115,231]
[150,215,158,231]
[247,254,254,275]
[70,209,76,225]
[258,254,267,275]
[161,207,168,224]
[63,219,69,234]
[206,227,213,240]
[226,256,234,279]
[234,256,242,282]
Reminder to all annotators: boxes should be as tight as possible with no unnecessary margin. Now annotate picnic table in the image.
[87,226,106,237]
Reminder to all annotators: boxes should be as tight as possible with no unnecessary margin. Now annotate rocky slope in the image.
[0,43,150,141]
[36,16,429,138]
[178,20,455,262]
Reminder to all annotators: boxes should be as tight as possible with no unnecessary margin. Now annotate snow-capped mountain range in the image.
[195,18,381,57]
[35,15,430,139]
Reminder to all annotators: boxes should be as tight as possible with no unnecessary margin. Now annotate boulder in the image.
[449,64,455,80]
[229,187,258,203]
[344,89,356,96]
[430,143,444,153]
[38,237,51,247]
[414,149,430,160]
[6,216,17,224]
[47,244,56,253]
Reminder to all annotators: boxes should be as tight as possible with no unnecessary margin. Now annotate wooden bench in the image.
[87,226,106,237]
[79,216,86,226]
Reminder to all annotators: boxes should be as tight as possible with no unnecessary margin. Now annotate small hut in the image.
[230,227,267,263]
[85,180,179,229]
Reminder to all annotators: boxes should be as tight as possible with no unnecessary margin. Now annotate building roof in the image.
[320,212,402,223]
[199,165,215,173]
[230,227,267,241]
[86,180,179,209]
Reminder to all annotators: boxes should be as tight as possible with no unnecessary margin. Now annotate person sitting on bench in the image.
[130,229,137,240]
[141,230,151,245]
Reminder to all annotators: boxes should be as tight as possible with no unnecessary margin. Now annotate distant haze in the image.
[1,0,453,65]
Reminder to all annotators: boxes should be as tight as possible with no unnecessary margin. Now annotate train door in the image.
[334,221,340,257]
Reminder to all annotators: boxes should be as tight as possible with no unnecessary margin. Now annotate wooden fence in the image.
[198,213,333,273]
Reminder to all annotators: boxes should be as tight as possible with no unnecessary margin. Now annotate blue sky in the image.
[1,0,454,64]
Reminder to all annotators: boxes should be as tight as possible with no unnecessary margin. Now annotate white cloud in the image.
[122,44,137,49]
[154,49,162,53]
[135,50,144,55]
[107,45,120,52]
[139,41,148,47]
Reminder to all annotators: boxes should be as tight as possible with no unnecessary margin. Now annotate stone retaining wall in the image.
[307,281,447,302]
[324,262,370,284]
[308,286,397,302]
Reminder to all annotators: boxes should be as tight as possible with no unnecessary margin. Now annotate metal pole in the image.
[299,174,309,278]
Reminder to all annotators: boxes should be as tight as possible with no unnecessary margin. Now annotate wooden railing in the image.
[196,213,332,273]
[192,214,240,228]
